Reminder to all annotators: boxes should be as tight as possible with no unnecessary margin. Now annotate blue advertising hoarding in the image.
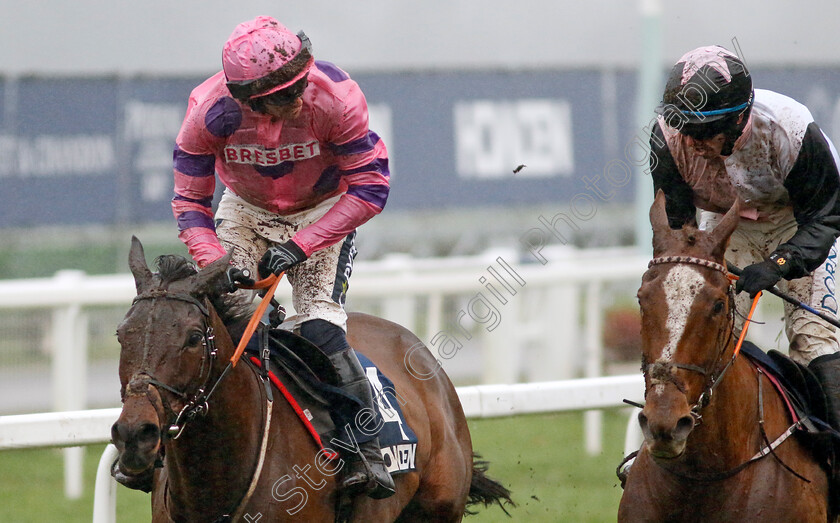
[2,78,119,226]
[1,67,839,228]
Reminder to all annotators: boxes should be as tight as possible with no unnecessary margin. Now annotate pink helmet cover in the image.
[222,15,313,97]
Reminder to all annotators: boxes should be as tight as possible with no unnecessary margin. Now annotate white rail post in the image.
[379,254,416,332]
[93,444,119,523]
[51,270,89,499]
[481,289,521,384]
[530,283,579,381]
[584,280,604,455]
[624,407,645,458]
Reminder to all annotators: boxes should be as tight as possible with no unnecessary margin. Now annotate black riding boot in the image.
[809,353,840,506]
[810,353,840,432]
[328,349,396,500]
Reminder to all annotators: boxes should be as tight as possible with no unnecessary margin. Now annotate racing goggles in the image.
[678,117,737,140]
[247,75,309,112]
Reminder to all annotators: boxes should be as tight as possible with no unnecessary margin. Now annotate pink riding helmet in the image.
[222,15,314,101]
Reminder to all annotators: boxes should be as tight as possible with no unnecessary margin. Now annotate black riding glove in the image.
[222,266,255,293]
[258,240,308,279]
[735,254,790,298]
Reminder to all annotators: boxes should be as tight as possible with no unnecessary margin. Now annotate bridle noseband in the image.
[644,256,736,422]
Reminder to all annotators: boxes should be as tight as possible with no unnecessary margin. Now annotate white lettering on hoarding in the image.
[0,135,14,176]
[125,101,185,202]
[1,135,116,177]
[124,101,184,140]
[454,99,574,179]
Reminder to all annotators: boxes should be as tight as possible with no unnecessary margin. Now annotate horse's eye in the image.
[187,332,204,347]
[713,300,725,314]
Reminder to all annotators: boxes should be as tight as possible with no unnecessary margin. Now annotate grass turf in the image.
[0,409,629,522]
[467,409,627,522]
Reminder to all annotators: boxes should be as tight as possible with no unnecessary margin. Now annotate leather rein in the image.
[126,288,275,522]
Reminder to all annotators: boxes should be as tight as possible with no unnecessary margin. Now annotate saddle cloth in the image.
[245,326,419,475]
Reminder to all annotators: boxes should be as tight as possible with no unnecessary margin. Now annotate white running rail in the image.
[0,376,644,523]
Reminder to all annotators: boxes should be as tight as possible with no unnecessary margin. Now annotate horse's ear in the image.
[128,236,154,294]
[190,254,232,295]
[650,190,674,256]
[706,199,741,261]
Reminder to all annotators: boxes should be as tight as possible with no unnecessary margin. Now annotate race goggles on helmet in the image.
[655,45,753,130]
[226,32,313,102]
[674,92,753,140]
[247,74,309,112]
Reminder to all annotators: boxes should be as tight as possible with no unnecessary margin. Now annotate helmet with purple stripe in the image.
[222,15,314,102]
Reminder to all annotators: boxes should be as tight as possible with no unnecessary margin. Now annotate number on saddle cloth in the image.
[355,351,419,474]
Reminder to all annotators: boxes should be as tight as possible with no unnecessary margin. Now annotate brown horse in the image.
[618,192,834,522]
[110,237,512,522]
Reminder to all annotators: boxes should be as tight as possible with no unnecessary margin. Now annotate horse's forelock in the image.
[151,254,253,327]
[139,254,252,331]
[154,255,198,285]
[655,226,722,265]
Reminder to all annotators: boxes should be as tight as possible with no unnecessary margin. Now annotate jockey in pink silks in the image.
[171,15,394,499]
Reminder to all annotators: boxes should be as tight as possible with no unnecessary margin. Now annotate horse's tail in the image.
[465,453,515,517]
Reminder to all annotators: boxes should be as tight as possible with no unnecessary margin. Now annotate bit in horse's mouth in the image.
[118,454,155,476]
[650,451,683,460]
[646,442,686,460]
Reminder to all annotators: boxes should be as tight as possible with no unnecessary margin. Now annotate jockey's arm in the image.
[650,122,696,229]
[774,123,840,278]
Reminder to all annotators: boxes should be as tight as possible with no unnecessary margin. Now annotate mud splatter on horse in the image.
[618,193,833,522]
[111,237,512,521]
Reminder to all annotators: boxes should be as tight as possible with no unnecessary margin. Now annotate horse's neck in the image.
[163,333,267,519]
[683,356,760,465]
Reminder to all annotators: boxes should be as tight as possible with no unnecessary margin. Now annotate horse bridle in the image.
[644,256,736,423]
[628,256,811,483]
[127,289,226,440]
[125,288,275,522]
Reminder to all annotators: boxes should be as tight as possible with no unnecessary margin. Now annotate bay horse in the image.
[110,237,512,522]
[618,192,834,522]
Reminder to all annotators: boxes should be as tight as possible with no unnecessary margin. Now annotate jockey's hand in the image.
[223,266,254,293]
[258,240,308,279]
[735,255,789,298]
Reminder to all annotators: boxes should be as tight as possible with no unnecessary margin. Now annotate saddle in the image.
[245,327,355,439]
[244,325,419,475]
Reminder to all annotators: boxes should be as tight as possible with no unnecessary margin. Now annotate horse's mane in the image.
[155,255,197,284]
[153,254,254,328]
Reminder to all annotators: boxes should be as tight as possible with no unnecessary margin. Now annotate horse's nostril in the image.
[111,421,127,446]
[675,415,695,439]
[137,423,161,445]
[111,420,160,450]
[638,411,649,430]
